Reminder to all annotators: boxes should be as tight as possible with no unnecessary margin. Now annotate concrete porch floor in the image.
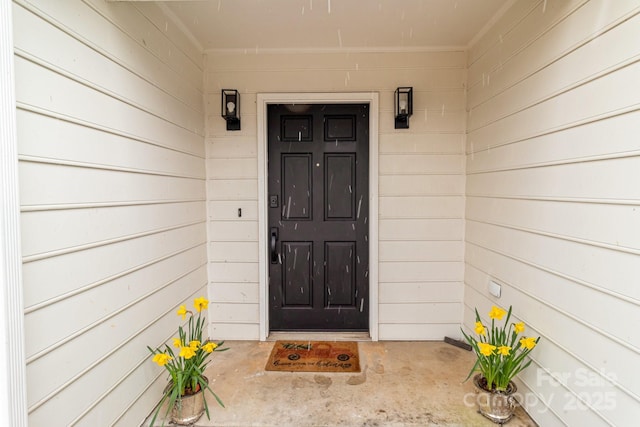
[146,340,538,427]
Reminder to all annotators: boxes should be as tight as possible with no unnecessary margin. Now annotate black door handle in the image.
[270,227,279,264]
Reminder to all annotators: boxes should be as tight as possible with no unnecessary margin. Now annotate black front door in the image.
[268,103,369,331]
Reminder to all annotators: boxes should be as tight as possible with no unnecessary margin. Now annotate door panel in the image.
[268,103,369,331]
[325,241,356,306]
[282,241,312,306]
[325,154,355,219]
[281,154,311,219]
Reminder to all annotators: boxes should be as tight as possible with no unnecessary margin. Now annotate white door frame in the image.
[256,92,379,341]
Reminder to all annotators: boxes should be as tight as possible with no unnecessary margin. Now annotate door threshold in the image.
[267,332,371,342]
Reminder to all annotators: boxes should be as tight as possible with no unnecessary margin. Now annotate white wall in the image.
[465,0,640,425]
[13,0,206,425]
[204,50,467,340]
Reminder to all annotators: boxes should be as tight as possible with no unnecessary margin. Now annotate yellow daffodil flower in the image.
[147,294,227,420]
[194,296,209,312]
[177,305,187,320]
[152,353,172,366]
[477,342,496,356]
[179,346,196,359]
[202,342,218,353]
[497,346,511,356]
[520,337,537,350]
[488,306,507,320]
[460,305,540,392]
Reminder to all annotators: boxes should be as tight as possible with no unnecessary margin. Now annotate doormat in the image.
[265,341,360,373]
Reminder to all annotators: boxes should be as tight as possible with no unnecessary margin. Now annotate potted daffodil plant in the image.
[461,305,540,424]
[147,296,228,426]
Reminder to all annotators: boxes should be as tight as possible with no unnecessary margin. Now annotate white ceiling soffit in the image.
[155,0,512,53]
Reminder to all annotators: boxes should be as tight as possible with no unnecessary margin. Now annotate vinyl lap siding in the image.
[465,0,640,425]
[13,0,205,425]
[205,50,467,340]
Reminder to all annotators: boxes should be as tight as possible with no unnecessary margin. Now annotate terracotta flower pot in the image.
[473,374,517,424]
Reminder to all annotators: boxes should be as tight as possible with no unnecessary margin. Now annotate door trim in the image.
[257,92,379,341]
[0,4,29,425]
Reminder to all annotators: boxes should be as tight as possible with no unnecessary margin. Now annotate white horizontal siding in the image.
[468,0,639,107]
[379,196,464,219]
[12,4,202,134]
[465,240,639,356]
[380,154,464,175]
[380,241,463,262]
[465,1,640,425]
[14,56,202,156]
[16,110,204,179]
[467,220,640,302]
[209,241,259,262]
[211,282,260,303]
[467,109,640,175]
[22,223,206,310]
[13,0,205,425]
[468,60,640,151]
[379,133,464,154]
[467,197,640,254]
[467,156,640,202]
[18,162,205,207]
[206,50,466,71]
[15,0,203,108]
[21,202,205,259]
[379,302,461,323]
[206,68,465,93]
[205,50,467,340]
[469,11,640,132]
[24,247,207,361]
[379,174,465,196]
[26,267,207,411]
[379,282,463,303]
[467,0,539,67]
[208,262,259,283]
[207,178,258,200]
[378,324,460,341]
[379,219,464,241]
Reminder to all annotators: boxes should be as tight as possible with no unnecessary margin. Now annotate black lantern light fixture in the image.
[394,87,413,129]
[221,89,241,131]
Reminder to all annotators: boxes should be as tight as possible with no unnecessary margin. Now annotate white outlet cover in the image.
[489,280,501,298]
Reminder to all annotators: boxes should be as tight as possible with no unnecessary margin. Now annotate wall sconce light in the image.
[394,87,413,129]
[221,89,241,131]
